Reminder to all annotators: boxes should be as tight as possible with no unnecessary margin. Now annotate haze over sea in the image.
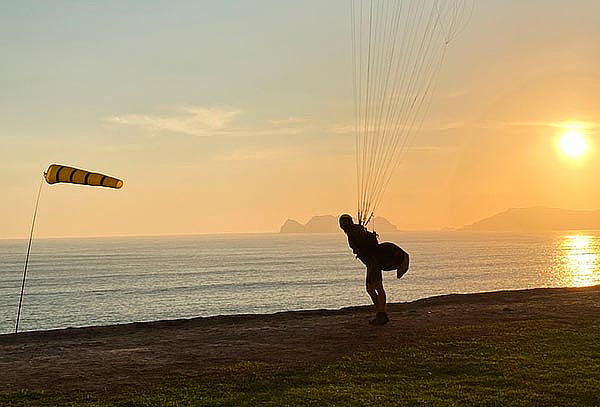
[1,231,599,334]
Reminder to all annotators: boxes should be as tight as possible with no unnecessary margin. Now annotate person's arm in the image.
[348,236,359,255]
[348,226,364,256]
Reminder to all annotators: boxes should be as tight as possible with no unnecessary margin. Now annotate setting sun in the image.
[559,130,588,157]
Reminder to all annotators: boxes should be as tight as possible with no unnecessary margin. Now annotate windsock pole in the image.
[15,178,44,334]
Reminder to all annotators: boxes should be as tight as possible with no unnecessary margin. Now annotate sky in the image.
[1,0,600,238]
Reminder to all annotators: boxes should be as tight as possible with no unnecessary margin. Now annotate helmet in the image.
[339,214,354,230]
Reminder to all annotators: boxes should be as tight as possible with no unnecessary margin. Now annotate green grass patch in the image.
[3,327,599,407]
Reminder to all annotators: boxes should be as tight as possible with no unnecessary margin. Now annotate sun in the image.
[559,130,588,157]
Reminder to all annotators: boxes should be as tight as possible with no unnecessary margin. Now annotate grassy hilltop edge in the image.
[1,286,599,406]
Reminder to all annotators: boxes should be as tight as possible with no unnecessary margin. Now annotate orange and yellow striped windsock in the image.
[44,164,123,189]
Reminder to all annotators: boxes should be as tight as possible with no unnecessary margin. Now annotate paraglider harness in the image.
[347,224,379,263]
[363,228,379,248]
[345,222,410,281]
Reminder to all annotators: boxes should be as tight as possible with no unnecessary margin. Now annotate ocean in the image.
[1,231,599,334]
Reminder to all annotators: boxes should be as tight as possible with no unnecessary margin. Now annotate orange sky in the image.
[2,1,599,238]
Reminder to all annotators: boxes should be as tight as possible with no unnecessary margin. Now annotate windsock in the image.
[44,164,123,189]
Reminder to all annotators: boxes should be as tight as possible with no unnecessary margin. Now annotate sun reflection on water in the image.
[560,235,600,287]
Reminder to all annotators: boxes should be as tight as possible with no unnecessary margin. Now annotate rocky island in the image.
[280,215,398,233]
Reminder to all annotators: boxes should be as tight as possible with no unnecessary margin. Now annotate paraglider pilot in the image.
[339,214,409,325]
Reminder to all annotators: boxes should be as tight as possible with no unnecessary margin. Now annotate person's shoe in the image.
[369,312,389,325]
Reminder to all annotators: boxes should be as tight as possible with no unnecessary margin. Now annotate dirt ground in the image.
[1,286,598,395]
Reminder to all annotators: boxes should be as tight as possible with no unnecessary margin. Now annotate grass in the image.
[2,324,599,407]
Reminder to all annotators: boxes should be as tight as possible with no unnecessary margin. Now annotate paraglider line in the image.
[15,178,44,334]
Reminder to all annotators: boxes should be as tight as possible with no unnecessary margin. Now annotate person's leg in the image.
[365,265,381,310]
[365,281,379,307]
[366,267,388,325]
[373,281,389,325]
[371,281,387,313]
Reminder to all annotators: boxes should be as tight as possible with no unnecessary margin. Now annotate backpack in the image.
[363,228,379,248]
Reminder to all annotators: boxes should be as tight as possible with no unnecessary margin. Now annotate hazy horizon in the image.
[3,1,600,238]
[7,206,600,240]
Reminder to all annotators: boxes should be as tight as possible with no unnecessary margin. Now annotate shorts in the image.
[365,262,383,285]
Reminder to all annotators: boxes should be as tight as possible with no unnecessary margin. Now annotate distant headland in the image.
[281,207,600,234]
[280,215,398,234]
[463,206,600,231]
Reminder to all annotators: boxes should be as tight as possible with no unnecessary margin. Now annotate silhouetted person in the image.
[339,214,409,325]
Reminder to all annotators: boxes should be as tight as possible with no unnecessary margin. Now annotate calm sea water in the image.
[1,231,599,334]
